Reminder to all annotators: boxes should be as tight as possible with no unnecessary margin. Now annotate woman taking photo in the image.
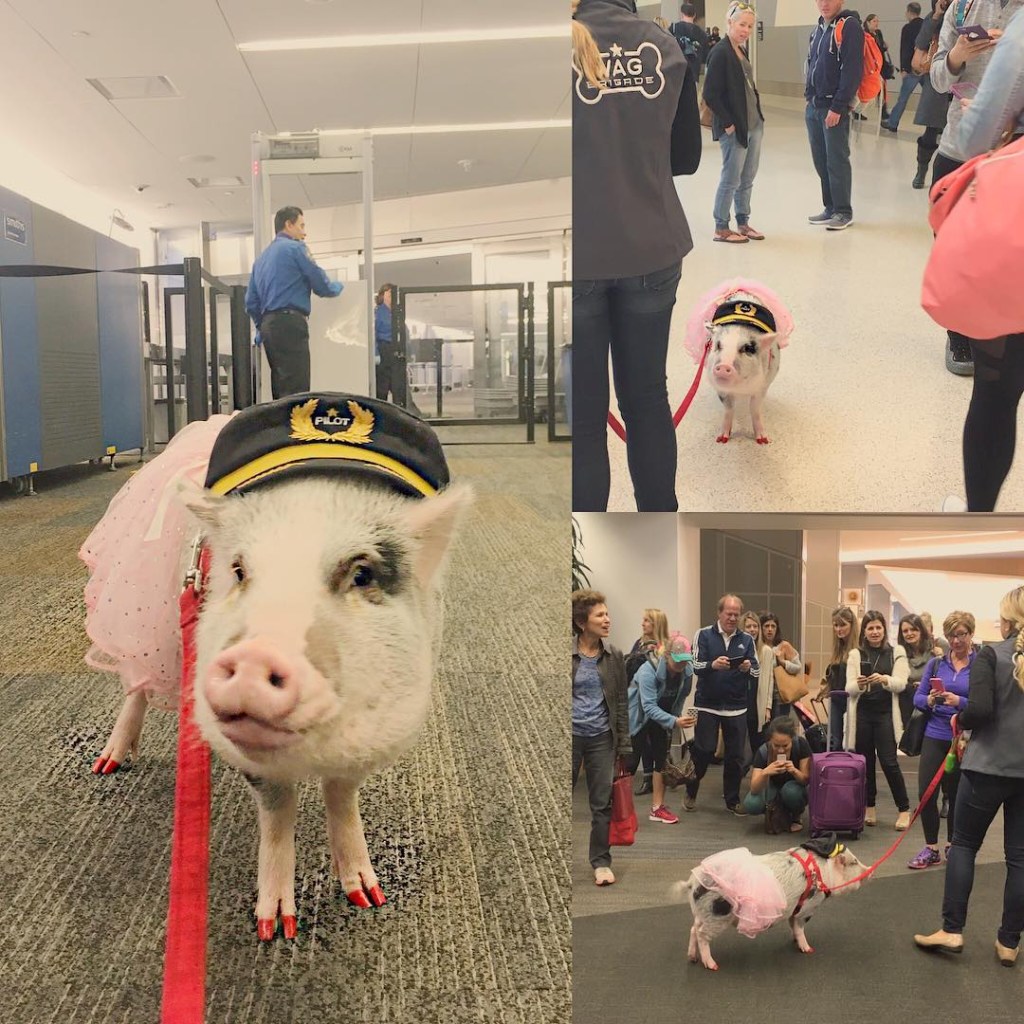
[907,612,975,870]
[846,611,911,830]
[572,589,631,887]
[628,608,671,794]
[899,613,935,731]
[702,1,766,242]
[742,611,766,757]
[759,613,803,723]
[915,588,1024,963]
[826,607,859,751]
[572,0,701,511]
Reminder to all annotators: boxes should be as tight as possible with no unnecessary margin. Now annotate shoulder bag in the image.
[898,656,937,756]
[773,643,808,704]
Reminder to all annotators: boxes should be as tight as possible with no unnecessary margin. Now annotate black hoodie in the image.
[804,9,865,113]
[573,0,701,281]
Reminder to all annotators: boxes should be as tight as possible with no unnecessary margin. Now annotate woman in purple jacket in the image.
[907,610,976,869]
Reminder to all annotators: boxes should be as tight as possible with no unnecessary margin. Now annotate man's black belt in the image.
[264,307,308,318]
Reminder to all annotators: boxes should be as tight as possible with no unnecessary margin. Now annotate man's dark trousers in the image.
[686,710,747,807]
[376,342,408,406]
[262,310,310,399]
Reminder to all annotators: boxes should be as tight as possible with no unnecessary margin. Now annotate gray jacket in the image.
[572,637,632,758]
[960,632,1024,778]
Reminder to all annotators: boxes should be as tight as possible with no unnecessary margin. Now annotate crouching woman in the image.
[743,717,811,831]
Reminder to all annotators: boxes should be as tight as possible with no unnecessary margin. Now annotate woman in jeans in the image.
[845,611,911,830]
[572,589,631,887]
[571,0,701,511]
[914,587,1024,963]
[825,606,859,751]
[702,2,766,243]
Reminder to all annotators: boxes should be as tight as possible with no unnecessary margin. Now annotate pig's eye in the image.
[741,341,758,355]
[714,340,722,351]
[231,558,246,584]
[352,564,375,588]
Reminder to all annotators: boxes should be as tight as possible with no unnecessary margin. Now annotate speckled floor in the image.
[603,99,1019,513]
[0,441,570,1024]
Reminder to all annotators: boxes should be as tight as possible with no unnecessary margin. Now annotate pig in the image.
[683,278,794,445]
[673,835,868,971]
[92,462,470,938]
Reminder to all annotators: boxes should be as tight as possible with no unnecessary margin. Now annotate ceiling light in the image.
[237,26,566,52]
[179,153,216,163]
[337,119,570,137]
[71,30,91,38]
[109,209,134,234]
[88,75,179,100]
[188,176,246,189]
[897,531,1020,543]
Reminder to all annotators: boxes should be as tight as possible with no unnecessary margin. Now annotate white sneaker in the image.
[594,866,615,886]
[941,494,968,513]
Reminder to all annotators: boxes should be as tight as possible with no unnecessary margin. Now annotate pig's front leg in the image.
[789,914,815,954]
[716,396,735,444]
[93,689,148,774]
[323,777,386,909]
[247,777,299,941]
[750,392,771,445]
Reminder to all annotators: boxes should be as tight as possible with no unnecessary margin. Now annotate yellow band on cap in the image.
[208,443,437,497]
[711,312,774,334]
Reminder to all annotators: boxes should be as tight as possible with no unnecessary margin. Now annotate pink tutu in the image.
[79,415,233,706]
[683,278,795,363]
[692,848,788,937]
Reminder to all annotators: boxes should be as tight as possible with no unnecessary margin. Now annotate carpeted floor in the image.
[0,440,570,1024]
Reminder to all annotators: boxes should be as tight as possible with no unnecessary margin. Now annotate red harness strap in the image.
[160,545,212,1024]
[789,850,831,918]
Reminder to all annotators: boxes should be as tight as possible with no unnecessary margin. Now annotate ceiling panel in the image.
[516,128,573,185]
[406,131,543,194]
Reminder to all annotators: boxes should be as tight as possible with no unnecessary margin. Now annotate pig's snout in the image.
[204,639,304,751]
[712,361,736,381]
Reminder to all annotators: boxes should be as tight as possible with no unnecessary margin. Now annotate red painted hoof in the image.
[756,436,770,445]
[281,915,297,940]
[257,918,276,941]
[346,889,372,909]
[367,885,387,908]
[716,435,730,444]
[92,756,105,774]
[102,759,120,775]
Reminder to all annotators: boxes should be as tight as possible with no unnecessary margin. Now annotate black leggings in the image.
[917,125,940,164]
[855,707,909,811]
[919,735,960,846]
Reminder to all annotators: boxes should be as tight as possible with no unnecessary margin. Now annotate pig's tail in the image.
[572,1,607,90]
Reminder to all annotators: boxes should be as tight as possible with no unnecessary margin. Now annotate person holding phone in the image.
[742,611,768,761]
[907,612,975,869]
[743,716,812,829]
[759,613,803,723]
[910,0,954,189]
[900,614,936,732]
[845,611,912,830]
[684,594,760,815]
[826,607,859,751]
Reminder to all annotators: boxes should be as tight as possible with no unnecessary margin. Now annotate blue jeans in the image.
[887,73,923,130]
[713,121,764,230]
[744,778,808,816]
[804,104,853,218]
[572,730,616,868]
[572,263,681,511]
[943,770,1024,947]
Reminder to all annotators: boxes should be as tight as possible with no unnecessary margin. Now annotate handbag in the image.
[610,769,638,846]
[774,664,807,704]
[661,745,697,788]
[699,95,713,128]
[898,709,928,757]
[922,134,1024,339]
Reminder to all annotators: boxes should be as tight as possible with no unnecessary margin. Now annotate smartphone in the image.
[950,81,978,99]
[728,656,746,668]
[957,25,991,39]
[775,753,786,764]
[930,677,945,693]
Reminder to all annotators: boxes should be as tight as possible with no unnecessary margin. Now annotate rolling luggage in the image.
[807,695,866,838]
[795,697,828,753]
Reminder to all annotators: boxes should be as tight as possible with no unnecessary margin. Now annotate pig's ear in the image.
[177,477,228,531]
[403,483,473,586]
[758,331,778,350]
[704,320,715,334]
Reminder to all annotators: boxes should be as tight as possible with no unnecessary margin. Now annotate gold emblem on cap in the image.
[289,399,374,445]
[735,302,757,315]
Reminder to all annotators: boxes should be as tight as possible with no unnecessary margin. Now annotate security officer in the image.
[245,206,343,399]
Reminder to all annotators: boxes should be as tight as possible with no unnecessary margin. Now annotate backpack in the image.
[922,135,1024,339]
[624,642,658,686]
[671,23,701,60]
[834,17,883,103]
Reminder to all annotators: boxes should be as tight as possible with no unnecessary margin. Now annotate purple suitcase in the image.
[808,751,867,838]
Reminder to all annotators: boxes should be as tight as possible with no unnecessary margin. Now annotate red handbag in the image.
[610,770,638,846]
[922,134,1024,340]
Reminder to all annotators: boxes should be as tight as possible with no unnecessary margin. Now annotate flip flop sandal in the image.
[713,230,749,243]
[738,226,765,240]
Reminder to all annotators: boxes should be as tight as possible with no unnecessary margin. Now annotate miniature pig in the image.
[706,318,780,445]
[674,836,867,971]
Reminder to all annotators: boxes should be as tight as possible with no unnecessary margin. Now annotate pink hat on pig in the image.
[683,278,794,363]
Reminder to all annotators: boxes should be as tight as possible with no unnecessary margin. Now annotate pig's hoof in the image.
[257,918,276,942]
[281,915,298,940]
[716,434,730,444]
[756,435,771,445]
[345,879,387,909]
[92,756,121,775]
[346,889,372,909]
[687,953,699,964]
[704,962,719,972]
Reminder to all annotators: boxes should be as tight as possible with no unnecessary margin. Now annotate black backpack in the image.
[671,23,701,60]
[625,643,657,685]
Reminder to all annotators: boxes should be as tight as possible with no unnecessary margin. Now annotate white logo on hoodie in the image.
[575,40,667,105]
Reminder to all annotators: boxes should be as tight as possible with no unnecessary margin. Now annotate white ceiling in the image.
[839,529,1024,565]
[0,0,569,230]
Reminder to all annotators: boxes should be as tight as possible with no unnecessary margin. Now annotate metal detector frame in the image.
[547,280,571,443]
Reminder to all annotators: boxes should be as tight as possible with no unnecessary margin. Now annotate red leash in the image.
[160,544,212,1024]
[607,341,711,442]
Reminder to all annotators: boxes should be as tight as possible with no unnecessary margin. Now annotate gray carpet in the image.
[0,441,570,1024]
[573,865,1021,1024]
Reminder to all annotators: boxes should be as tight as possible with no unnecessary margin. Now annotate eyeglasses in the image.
[946,631,971,640]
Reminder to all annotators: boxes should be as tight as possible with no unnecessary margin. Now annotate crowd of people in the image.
[571,0,1024,513]
[573,584,1024,960]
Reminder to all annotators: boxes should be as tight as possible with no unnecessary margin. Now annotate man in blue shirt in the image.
[245,205,343,399]
[374,283,406,405]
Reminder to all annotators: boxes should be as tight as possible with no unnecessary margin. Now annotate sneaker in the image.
[681,792,697,812]
[649,804,679,824]
[945,333,975,376]
[808,210,834,225]
[908,846,942,870]
[826,214,854,231]
[727,802,748,817]
[594,866,615,886]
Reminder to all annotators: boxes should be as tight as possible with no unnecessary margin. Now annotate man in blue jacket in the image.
[245,206,343,399]
[682,594,760,815]
[804,0,864,231]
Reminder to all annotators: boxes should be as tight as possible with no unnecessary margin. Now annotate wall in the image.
[803,529,841,684]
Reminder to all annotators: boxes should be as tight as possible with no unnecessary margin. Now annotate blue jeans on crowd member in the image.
[943,770,1024,948]
[886,72,924,130]
[572,263,682,512]
[713,121,764,230]
[805,105,853,218]
[572,730,616,869]
[743,778,808,816]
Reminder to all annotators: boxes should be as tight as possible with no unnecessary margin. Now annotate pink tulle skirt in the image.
[692,848,788,937]
[79,415,233,706]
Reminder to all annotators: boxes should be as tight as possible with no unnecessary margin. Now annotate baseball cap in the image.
[667,633,692,663]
